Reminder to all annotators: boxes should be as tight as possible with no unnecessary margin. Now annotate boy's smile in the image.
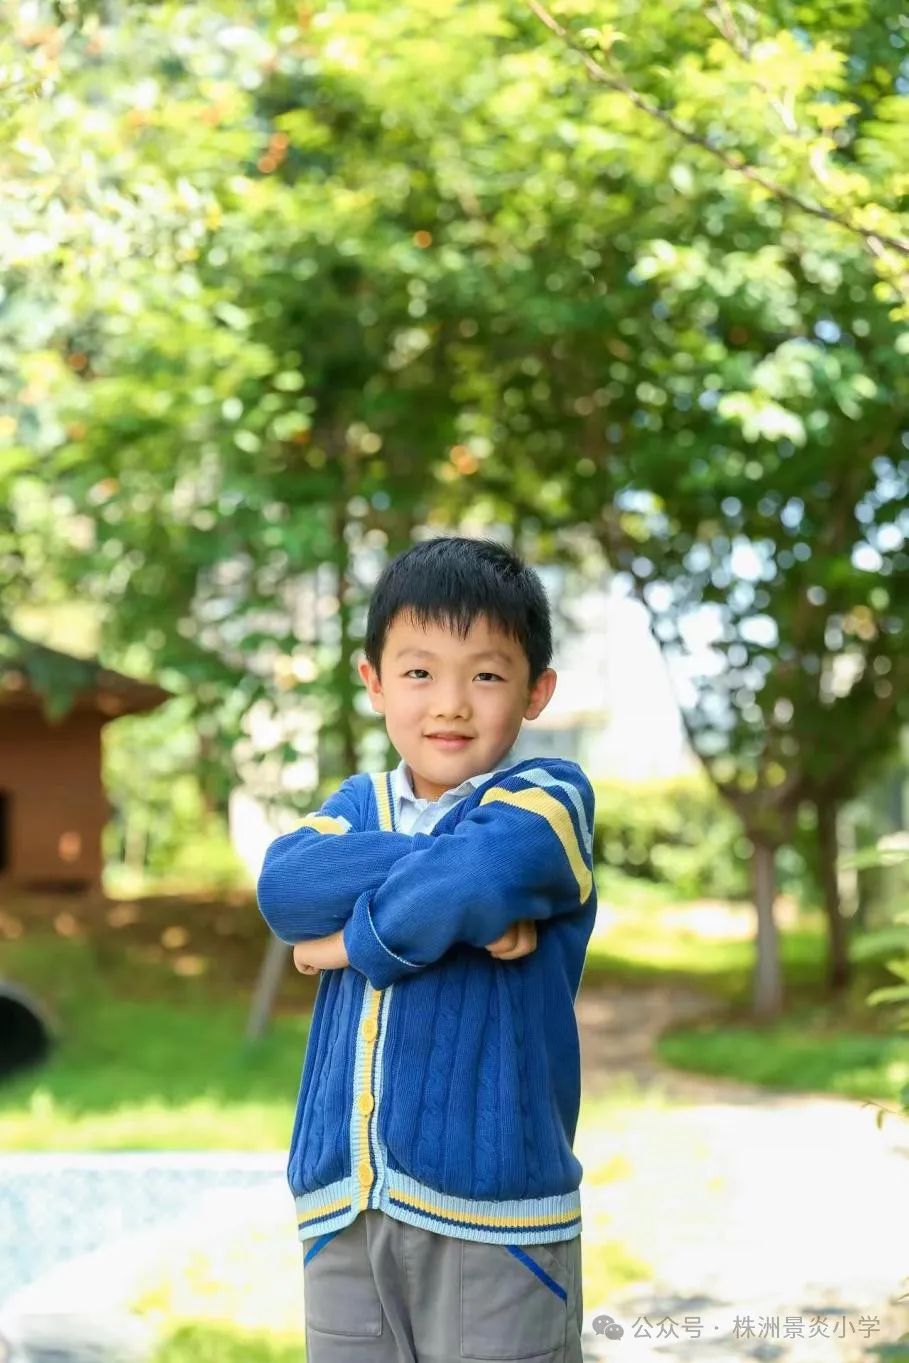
[358,609,557,801]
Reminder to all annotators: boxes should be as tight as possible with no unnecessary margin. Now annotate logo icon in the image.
[592,1313,625,1340]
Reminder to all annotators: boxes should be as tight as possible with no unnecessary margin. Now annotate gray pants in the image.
[301,1208,584,1362]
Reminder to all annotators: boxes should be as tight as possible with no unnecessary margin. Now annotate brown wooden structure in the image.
[0,629,172,893]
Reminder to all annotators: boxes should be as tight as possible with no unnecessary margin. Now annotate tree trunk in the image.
[245,932,289,1041]
[197,730,225,818]
[751,839,784,1019]
[124,809,148,874]
[816,796,851,991]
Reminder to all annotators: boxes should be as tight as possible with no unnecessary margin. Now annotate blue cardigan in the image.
[255,756,597,1246]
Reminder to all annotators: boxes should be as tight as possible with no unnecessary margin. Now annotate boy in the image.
[256,535,597,1362]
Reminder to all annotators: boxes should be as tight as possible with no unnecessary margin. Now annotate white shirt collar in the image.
[393,746,518,809]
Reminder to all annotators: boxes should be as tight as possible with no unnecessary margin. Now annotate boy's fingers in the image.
[490,920,537,959]
[485,923,518,954]
[292,944,319,974]
[510,920,536,952]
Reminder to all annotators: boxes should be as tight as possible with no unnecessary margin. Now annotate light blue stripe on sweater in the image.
[295,1169,583,1246]
[513,766,593,857]
[369,983,395,1206]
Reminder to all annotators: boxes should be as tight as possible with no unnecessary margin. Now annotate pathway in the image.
[573,978,909,1362]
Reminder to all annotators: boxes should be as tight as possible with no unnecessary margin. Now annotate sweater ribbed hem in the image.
[293,1171,582,1246]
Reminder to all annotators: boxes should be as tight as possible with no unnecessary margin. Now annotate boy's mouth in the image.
[425,733,473,749]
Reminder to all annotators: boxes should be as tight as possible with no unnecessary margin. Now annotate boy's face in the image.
[358,610,556,801]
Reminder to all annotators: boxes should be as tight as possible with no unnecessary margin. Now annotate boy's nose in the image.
[429,691,470,719]
[430,701,470,721]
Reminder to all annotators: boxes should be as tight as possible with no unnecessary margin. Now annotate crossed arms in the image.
[255,763,595,990]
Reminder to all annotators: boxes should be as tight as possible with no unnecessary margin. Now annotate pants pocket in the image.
[302,1216,383,1338]
[460,1236,574,1360]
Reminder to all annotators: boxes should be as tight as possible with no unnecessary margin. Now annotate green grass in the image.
[585,894,903,1012]
[3,894,907,1151]
[657,1018,909,1102]
[584,897,909,1105]
[150,1324,305,1362]
[584,900,836,1001]
[0,934,307,1150]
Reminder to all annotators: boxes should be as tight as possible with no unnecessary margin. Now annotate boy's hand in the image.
[292,921,537,975]
[485,919,537,960]
[293,929,350,975]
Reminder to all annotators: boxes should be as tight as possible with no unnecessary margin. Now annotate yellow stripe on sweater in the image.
[297,1196,351,1228]
[478,785,592,902]
[389,1188,580,1228]
[297,813,349,835]
[372,772,393,832]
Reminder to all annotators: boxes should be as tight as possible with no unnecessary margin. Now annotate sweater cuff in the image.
[343,888,421,989]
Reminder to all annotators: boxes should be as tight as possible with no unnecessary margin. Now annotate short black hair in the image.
[364,536,552,687]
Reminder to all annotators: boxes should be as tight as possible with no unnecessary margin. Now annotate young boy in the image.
[256,535,597,1362]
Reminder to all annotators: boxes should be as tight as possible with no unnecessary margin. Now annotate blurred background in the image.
[1,0,908,1359]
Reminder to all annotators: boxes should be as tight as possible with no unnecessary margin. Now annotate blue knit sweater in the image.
[255,756,597,1246]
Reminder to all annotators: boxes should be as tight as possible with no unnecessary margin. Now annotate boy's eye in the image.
[403,669,503,682]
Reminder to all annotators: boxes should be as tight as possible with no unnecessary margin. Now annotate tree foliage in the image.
[2,0,907,1014]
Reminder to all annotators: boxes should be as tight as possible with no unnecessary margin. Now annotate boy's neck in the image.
[406,763,450,802]
[405,749,514,803]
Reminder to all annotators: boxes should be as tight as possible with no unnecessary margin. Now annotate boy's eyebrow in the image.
[395,646,515,664]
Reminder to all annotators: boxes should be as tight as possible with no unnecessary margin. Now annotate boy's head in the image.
[359,536,557,801]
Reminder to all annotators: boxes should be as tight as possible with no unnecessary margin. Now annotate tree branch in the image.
[525,0,909,261]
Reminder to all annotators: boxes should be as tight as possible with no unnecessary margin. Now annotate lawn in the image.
[150,1325,303,1362]
[2,887,906,1150]
[0,890,316,1149]
[585,892,909,1105]
[0,933,307,1151]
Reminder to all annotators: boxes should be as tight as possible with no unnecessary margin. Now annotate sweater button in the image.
[358,1160,373,1185]
[357,1092,374,1115]
[362,1018,378,1042]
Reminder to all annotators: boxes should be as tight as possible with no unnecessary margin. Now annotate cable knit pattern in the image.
[415,969,453,1177]
[506,963,543,1196]
[294,974,331,1178]
[473,967,499,1199]
[300,970,345,1181]
[256,756,597,1245]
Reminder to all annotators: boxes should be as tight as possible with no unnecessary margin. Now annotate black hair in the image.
[364,536,552,688]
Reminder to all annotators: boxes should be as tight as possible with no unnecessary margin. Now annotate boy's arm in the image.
[342,760,595,989]
[255,776,417,944]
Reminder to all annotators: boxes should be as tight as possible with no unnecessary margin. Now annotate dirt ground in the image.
[0,888,324,1012]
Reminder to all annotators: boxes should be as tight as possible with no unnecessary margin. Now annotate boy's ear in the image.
[358,654,386,715]
[524,667,557,722]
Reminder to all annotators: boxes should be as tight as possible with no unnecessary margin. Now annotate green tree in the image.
[3,0,907,1027]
